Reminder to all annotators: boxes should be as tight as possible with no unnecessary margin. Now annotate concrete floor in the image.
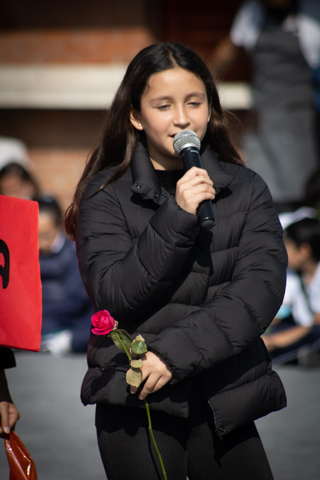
[0,351,319,479]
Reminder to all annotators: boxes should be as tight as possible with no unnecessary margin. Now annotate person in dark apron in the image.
[211,0,320,213]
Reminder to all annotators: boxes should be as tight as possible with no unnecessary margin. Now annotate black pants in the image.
[95,388,274,480]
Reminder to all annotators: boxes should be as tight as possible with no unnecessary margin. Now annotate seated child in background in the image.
[262,217,320,366]
[38,196,93,356]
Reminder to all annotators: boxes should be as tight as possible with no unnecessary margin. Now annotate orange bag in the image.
[4,431,38,480]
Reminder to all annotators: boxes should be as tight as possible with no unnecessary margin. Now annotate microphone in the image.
[173,130,215,229]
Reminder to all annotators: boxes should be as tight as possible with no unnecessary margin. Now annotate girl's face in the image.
[130,67,211,170]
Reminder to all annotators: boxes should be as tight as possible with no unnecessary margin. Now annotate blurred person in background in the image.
[211,0,320,213]
[0,347,20,436]
[38,197,93,356]
[262,217,320,365]
[284,218,320,325]
[0,157,38,435]
[0,162,40,201]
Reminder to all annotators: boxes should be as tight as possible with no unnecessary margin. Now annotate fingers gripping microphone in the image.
[173,130,215,229]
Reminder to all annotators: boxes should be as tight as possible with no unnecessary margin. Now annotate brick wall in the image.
[0,29,157,64]
[0,0,161,211]
[0,0,161,64]
[0,0,247,213]
[0,108,104,210]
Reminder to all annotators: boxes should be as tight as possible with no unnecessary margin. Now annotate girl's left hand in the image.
[130,351,172,401]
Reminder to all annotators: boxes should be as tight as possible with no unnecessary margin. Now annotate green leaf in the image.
[130,359,143,368]
[110,329,132,352]
[126,367,142,387]
[131,335,147,355]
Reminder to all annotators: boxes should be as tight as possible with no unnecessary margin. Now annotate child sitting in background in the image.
[38,196,93,356]
[263,217,320,366]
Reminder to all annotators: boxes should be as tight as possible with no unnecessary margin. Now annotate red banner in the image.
[0,195,42,351]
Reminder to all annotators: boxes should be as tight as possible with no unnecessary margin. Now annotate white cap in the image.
[0,136,30,171]
[279,206,317,231]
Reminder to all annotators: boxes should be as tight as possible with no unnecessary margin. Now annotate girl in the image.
[65,42,287,480]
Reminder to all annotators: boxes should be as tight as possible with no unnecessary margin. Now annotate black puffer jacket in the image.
[77,143,287,437]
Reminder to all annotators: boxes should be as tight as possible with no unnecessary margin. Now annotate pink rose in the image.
[91,310,116,335]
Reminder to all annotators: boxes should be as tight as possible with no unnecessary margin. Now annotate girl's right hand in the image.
[175,167,215,215]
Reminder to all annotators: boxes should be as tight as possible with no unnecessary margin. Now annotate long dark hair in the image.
[65,42,244,239]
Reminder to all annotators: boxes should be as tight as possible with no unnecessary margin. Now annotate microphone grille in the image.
[173,130,201,155]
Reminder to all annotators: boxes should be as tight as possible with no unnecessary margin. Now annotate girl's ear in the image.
[130,107,143,130]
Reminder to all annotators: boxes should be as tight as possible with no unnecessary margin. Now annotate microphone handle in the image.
[180,147,215,230]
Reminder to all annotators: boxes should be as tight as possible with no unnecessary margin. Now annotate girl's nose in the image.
[173,105,190,128]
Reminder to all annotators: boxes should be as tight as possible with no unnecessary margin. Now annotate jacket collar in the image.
[130,142,233,204]
[200,147,234,194]
[131,142,163,203]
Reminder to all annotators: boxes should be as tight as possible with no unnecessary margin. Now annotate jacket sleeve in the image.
[148,173,288,382]
[76,176,200,322]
